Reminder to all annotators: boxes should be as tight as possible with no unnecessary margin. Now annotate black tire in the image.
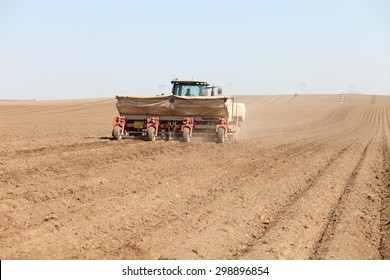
[147,126,156,141]
[113,126,122,140]
[217,127,225,143]
[182,127,190,142]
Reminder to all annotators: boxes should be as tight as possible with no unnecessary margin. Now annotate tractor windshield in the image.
[173,85,207,97]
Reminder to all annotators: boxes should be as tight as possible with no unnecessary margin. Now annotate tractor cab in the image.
[171,80,222,97]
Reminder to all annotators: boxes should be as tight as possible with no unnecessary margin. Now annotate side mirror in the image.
[217,88,222,95]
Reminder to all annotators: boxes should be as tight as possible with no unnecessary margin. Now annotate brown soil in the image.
[0,94,389,260]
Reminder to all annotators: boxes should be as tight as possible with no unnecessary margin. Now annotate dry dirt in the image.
[0,94,389,260]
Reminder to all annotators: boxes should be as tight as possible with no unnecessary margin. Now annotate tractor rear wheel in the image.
[182,127,190,142]
[147,126,156,141]
[113,126,122,140]
[217,127,225,143]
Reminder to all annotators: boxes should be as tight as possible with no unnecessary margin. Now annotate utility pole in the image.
[348,84,354,94]
[301,83,307,95]
[339,91,345,104]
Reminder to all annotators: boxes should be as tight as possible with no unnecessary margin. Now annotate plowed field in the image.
[1,94,389,260]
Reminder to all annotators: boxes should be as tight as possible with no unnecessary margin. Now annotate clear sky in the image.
[0,0,389,100]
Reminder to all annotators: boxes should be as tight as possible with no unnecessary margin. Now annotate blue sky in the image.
[0,0,389,100]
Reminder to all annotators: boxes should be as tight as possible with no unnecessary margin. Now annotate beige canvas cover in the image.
[116,95,233,118]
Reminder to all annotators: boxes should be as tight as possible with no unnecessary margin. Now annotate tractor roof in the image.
[171,80,209,86]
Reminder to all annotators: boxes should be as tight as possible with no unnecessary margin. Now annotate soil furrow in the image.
[379,105,390,259]
[159,136,360,259]
[239,137,373,259]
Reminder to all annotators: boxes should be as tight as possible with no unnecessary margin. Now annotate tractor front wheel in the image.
[113,126,122,140]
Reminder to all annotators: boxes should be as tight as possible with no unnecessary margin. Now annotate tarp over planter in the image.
[116,95,233,118]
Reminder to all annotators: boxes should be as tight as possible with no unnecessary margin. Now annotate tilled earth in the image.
[0,94,389,260]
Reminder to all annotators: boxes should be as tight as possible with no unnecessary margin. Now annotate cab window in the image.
[173,85,203,97]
